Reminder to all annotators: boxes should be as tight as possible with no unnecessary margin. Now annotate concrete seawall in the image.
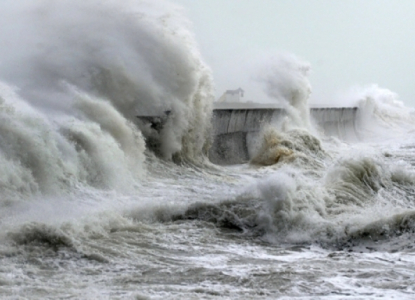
[209,106,358,164]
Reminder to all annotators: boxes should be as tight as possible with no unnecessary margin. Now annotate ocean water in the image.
[1,1,415,299]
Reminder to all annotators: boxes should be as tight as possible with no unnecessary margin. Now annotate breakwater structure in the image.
[209,102,359,165]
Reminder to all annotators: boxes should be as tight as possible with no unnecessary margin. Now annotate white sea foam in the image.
[339,84,415,141]
[255,53,312,130]
[0,1,415,299]
[0,0,213,163]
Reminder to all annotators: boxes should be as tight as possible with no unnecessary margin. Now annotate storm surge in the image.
[172,155,415,248]
[2,1,415,298]
[0,0,214,202]
[246,54,323,167]
[174,81,415,249]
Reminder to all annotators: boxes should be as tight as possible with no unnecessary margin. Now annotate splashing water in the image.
[0,0,214,161]
[250,54,322,166]
[255,53,312,130]
[340,84,415,140]
[0,0,214,204]
[1,1,415,299]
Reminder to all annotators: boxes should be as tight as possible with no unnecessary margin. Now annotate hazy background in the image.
[174,0,415,107]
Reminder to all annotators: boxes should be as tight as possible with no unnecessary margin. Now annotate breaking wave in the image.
[250,127,325,167]
[1,3,415,294]
[256,53,312,130]
[342,84,415,140]
[167,153,415,249]
[0,0,214,204]
[250,54,324,167]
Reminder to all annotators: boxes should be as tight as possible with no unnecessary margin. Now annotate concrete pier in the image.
[209,105,358,164]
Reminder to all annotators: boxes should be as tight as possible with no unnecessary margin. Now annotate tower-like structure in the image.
[217,88,244,102]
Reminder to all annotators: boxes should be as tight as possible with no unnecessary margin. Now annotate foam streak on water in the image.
[1,1,415,299]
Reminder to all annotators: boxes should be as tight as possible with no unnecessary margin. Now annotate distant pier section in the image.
[209,102,358,164]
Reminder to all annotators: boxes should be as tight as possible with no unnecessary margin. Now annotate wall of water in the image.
[209,107,358,164]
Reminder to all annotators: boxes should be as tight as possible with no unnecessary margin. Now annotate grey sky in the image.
[174,0,415,106]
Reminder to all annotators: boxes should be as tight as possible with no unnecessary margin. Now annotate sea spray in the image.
[250,127,324,167]
[338,84,415,141]
[0,0,214,164]
[0,80,145,199]
[172,152,415,247]
[0,1,414,298]
[250,54,322,166]
[255,53,312,129]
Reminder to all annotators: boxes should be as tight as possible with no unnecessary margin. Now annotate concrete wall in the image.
[209,107,358,164]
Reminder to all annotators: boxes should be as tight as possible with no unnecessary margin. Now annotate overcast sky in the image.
[174,0,415,107]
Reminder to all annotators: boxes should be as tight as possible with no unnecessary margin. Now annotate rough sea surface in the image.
[1,1,415,299]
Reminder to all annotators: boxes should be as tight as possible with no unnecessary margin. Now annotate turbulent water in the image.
[1,1,415,299]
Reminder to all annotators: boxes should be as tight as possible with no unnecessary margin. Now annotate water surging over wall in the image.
[256,53,312,129]
[348,84,415,140]
[209,54,361,165]
[0,0,214,202]
[209,107,358,164]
